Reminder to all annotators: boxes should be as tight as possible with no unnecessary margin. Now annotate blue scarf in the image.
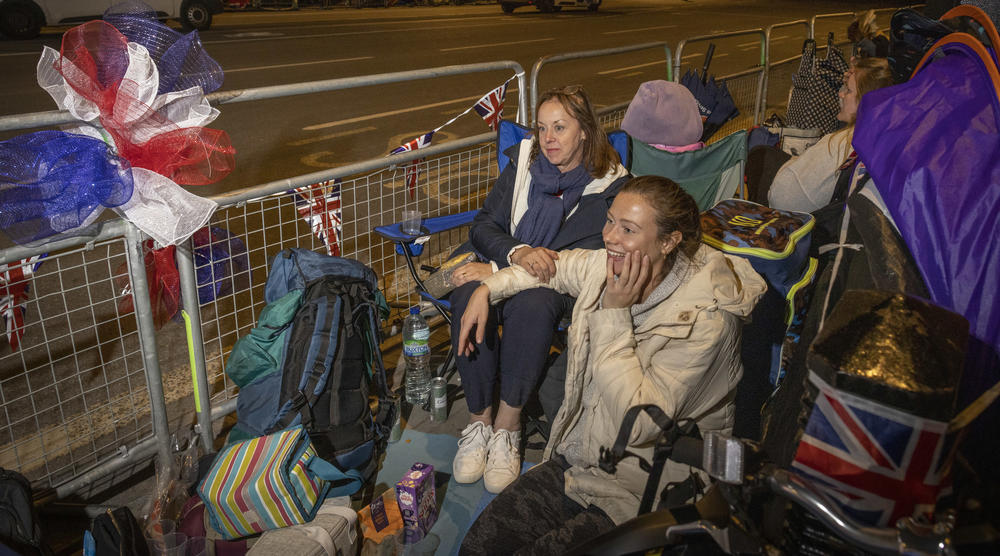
[514,156,593,248]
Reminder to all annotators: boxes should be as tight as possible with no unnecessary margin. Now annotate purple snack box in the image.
[394,462,438,543]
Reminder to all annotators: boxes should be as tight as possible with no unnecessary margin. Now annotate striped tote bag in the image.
[197,425,362,540]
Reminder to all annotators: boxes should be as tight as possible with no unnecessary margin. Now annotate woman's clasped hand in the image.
[510,245,559,283]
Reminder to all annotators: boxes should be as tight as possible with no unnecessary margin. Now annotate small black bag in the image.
[0,468,47,556]
[89,506,150,556]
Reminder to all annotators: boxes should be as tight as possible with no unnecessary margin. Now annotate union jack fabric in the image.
[1,254,47,351]
[391,131,434,200]
[474,82,508,131]
[293,180,342,257]
[792,372,953,527]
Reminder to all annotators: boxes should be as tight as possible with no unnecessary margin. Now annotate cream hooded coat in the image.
[480,244,766,524]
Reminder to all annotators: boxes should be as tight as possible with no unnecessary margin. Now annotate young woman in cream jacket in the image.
[457,176,766,555]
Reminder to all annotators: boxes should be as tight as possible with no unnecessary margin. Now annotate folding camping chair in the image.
[627,129,748,210]
[373,210,477,387]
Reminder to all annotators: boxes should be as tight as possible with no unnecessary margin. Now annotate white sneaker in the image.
[453,422,493,483]
[484,429,521,494]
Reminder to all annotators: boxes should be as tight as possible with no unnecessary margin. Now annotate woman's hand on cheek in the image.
[604,250,650,309]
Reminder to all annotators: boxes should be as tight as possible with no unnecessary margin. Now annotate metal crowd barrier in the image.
[0,61,525,498]
[761,6,923,118]
[673,28,766,141]
[529,42,674,127]
[0,5,930,501]
[761,20,811,119]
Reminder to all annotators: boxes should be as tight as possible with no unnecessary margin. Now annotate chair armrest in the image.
[373,210,479,243]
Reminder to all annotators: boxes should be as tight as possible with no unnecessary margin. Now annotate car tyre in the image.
[180,0,213,31]
[537,0,554,13]
[0,0,43,40]
[501,2,515,13]
[587,2,598,11]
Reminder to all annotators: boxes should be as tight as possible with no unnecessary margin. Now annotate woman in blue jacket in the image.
[447,85,629,494]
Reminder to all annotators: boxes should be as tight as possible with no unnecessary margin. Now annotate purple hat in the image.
[621,80,703,147]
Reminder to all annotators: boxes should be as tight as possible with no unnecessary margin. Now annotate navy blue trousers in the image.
[448,281,573,414]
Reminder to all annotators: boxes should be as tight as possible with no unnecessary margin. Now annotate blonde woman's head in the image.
[837,57,894,125]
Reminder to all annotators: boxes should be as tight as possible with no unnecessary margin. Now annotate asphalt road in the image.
[0,0,904,196]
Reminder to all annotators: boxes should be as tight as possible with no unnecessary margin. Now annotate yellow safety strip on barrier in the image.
[182,310,201,414]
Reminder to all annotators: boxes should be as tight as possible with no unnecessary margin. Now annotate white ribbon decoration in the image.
[35,40,221,246]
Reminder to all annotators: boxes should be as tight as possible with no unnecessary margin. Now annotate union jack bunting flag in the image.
[474,82,508,131]
[391,131,434,200]
[792,373,953,527]
[0,254,47,351]
[292,180,342,257]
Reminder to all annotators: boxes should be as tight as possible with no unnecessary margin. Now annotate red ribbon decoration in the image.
[57,21,235,185]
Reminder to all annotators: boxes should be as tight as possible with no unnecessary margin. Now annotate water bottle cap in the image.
[410,306,420,315]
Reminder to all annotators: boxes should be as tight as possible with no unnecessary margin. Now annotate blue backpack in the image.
[226,248,394,490]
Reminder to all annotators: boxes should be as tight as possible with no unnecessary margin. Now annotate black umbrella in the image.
[680,43,740,142]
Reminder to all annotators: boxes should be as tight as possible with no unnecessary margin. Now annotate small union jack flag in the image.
[474,82,508,131]
[0,254,47,351]
[293,180,342,257]
[791,373,953,527]
[391,131,434,200]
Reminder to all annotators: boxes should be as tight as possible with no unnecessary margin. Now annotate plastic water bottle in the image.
[403,306,431,406]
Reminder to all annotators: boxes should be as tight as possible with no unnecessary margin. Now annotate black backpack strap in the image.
[356,284,396,439]
[599,405,702,516]
[273,278,350,432]
[600,405,674,473]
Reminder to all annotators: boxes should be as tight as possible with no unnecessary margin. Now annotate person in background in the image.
[457,176,765,554]
[620,80,705,152]
[767,57,894,213]
[848,10,889,60]
[447,85,630,494]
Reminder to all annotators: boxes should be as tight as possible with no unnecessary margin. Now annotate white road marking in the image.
[603,24,676,35]
[289,126,377,146]
[612,71,644,79]
[440,37,554,52]
[738,34,789,47]
[226,56,374,73]
[682,52,729,60]
[203,19,543,45]
[0,51,40,57]
[223,31,284,38]
[229,15,508,27]
[598,60,668,75]
[303,94,485,131]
